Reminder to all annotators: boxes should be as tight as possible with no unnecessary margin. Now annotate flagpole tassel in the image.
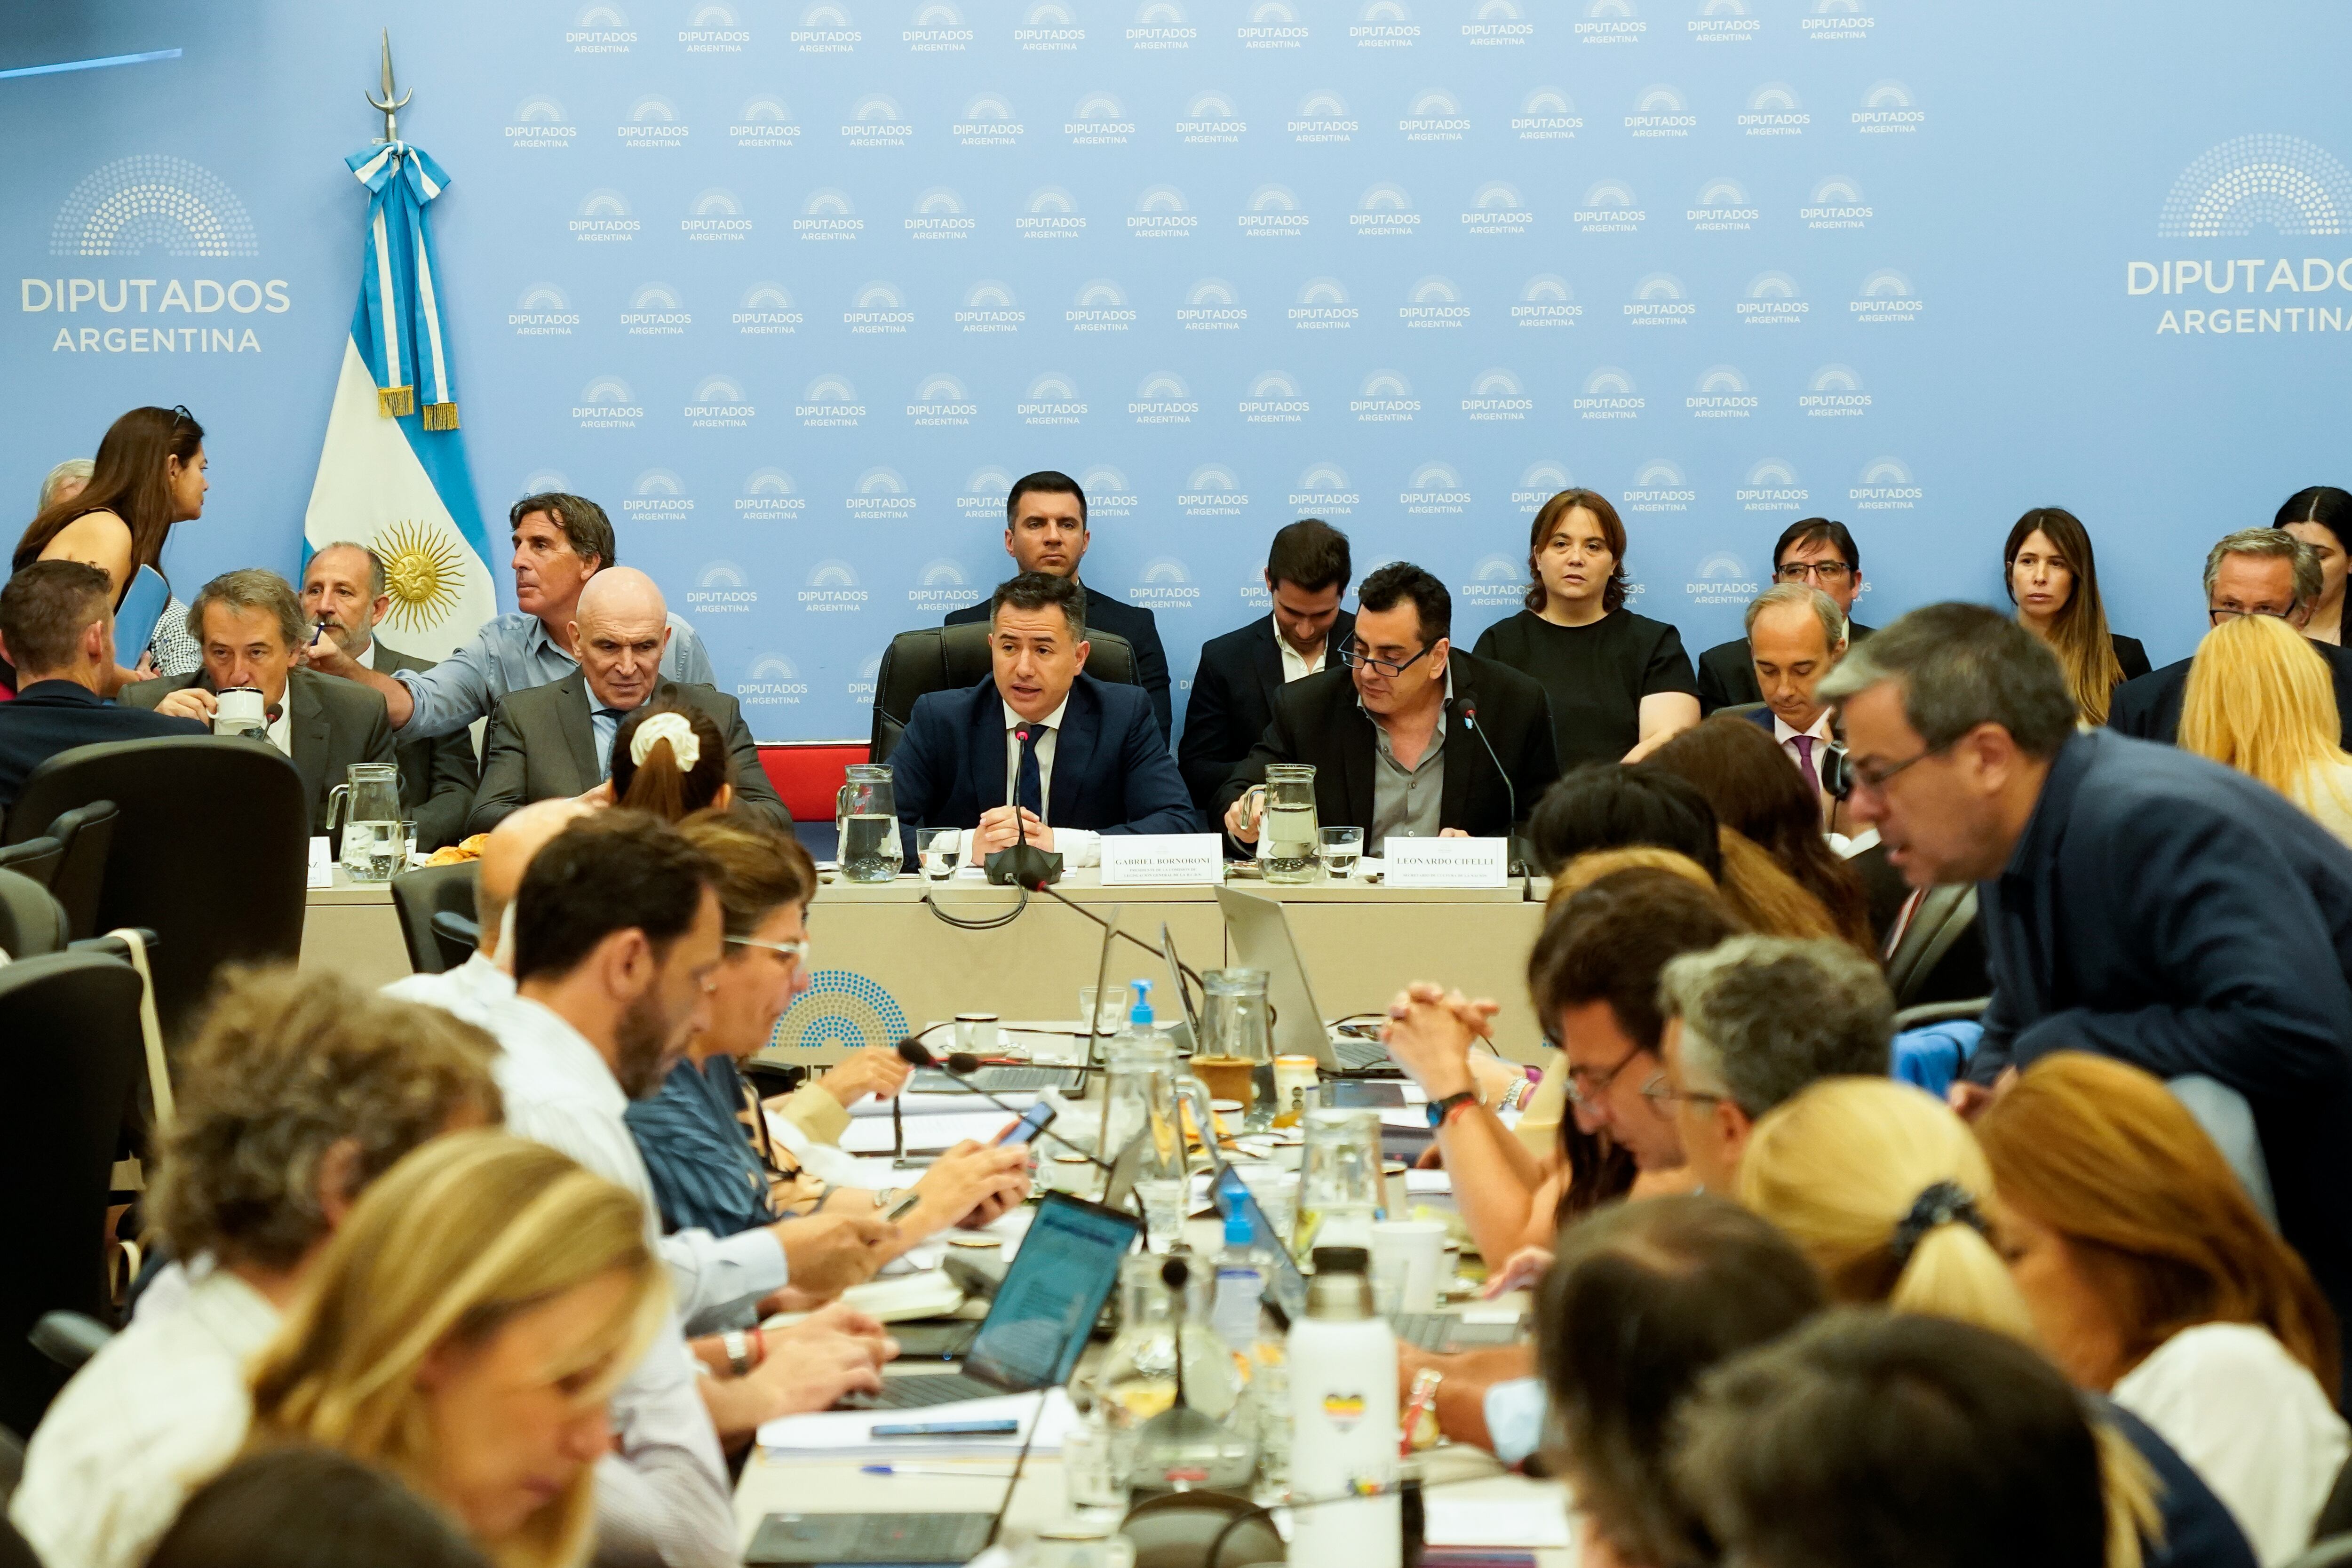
[376,384,415,417]
[420,401,460,431]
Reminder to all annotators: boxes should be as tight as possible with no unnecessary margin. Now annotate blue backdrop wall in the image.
[3,1,2350,739]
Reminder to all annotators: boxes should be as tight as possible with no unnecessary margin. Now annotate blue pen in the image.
[859,1464,1015,1478]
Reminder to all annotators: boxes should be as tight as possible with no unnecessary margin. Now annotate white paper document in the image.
[841,1109,1028,1154]
[1422,1495,1573,1548]
[306,836,334,889]
[757,1386,1077,1456]
[1384,836,1510,888]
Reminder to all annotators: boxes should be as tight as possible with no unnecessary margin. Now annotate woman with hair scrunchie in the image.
[609,703,733,822]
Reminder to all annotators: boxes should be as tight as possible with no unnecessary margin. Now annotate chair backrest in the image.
[40,800,116,942]
[2167,1075,2278,1227]
[0,952,145,1436]
[389,862,481,976]
[0,836,62,888]
[1886,884,1981,1006]
[430,909,482,971]
[0,868,68,959]
[6,738,307,1045]
[868,623,1137,763]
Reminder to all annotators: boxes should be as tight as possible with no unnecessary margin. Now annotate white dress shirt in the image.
[382,950,516,1029]
[1772,708,1838,831]
[2113,1321,2350,1566]
[264,691,292,756]
[1276,621,1328,683]
[961,694,1104,868]
[12,1269,278,1568]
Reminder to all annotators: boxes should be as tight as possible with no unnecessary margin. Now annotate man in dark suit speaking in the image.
[1696,518,1876,714]
[891,571,1198,868]
[125,568,395,834]
[1177,518,1357,814]
[466,567,789,834]
[943,470,1173,739]
[1825,601,2352,1352]
[1216,562,1560,857]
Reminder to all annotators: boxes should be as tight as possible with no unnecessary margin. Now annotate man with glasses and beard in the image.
[1216,561,1558,857]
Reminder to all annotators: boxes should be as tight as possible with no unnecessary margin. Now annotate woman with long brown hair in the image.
[1473,488,1699,766]
[2003,507,2148,726]
[14,404,210,677]
[1976,1052,2347,1565]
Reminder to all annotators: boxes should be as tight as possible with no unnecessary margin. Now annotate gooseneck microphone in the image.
[983,725,1065,889]
[1454,696,1522,874]
[1032,882,1206,990]
[894,1039,1116,1174]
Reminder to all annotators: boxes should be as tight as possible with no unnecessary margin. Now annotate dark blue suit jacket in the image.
[887,672,1200,859]
[1971,729,2352,1342]
[946,584,1173,740]
[0,679,209,816]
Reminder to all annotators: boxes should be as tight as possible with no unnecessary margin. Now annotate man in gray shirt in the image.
[297,490,715,741]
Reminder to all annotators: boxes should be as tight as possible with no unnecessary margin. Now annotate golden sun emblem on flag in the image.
[373,519,467,632]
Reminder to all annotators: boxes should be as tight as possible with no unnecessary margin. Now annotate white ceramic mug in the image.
[213,685,267,739]
[955,1012,1001,1057]
[1371,1218,1449,1314]
[1027,1522,1134,1568]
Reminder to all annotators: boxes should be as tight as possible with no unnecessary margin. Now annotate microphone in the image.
[1453,697,1521,875]
[939,1051,1108,1077]
[984,726,1065,889]
[894,1039,1115,1173]
[1032,882,1206,990]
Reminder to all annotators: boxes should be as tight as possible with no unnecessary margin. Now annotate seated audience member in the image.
[36,456,93,511]
[469,567,787,834]
[1530,1197,1828,1559]
[10,969,501,1568]
[1708,828,1847,946]
[124,568,395,832]
[2177,612,2352,846]
[2112,528,2352,747]
[1525,764,1723,880]
[1723,584,1851,828]
[383,798,591,1026]
[14,405,207,681]
[300,491,715,737]
[145,1448,491,1568]
[0,559,206,809]
[1672,1312,2121,1568]
[892,571,1198,868]
[2005,506,2151,726]
[2279,486,2352,646]
[1473,488,1699,765]
[608,702,733,821]
[1645,715,1874,950]
[1177,517,1356,813]
[1824,603,2352,1349]
[247,1131,665,1568]
[1697,518,1876,714]
[492,812,898,1442]
[628,813,1031,1257]
[944,469,1173,738]
[1222,562,1559,855]
[1978,1052,2350,1564]
[299,541,477,850]
[1654,935,1894,1194]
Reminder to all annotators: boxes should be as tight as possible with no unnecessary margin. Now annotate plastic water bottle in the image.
[1287,1246,1400,1568]
[1213,1213,1267,1351]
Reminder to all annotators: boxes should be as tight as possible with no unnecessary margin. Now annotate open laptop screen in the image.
[963,1193,1141,1390]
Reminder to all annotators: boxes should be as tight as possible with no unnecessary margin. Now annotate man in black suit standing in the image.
[1216,562,1559,857]
[125,569,395,834]
[467,567,788,834]
[0,561,208,812]
[300,542,479,850]
[1696,518,1876,714]
[942,470,1173,740]
[1176,518,1356,813]
[1825,601,2352,1352]
[2109,527,2352,745]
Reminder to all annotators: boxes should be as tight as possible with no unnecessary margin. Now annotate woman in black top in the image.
[1472,488,1699,766]
[2003,507,2149,727]
[2278,486,2352,645]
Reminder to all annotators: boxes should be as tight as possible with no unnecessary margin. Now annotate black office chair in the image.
[389,862,480,975]
[39,801,117,942]
[0,869,68,959]
[6,738,306,1046]
[1885,884,1987,1009]
[0,837,62,888]
[868,623,1137,763]
[0,952,144,1437]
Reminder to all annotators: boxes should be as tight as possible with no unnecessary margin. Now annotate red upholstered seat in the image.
[756,742,869,822]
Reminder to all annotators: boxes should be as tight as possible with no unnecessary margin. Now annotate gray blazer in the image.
[122,666,397,833]
[468,669,790,835]
[370,641,479,851]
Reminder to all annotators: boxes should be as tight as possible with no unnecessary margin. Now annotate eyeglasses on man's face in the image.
[1336,641,1433,680]
[1563,1043,1645,1107]
[1773,560,1853,585]
[2208,604,2296,625]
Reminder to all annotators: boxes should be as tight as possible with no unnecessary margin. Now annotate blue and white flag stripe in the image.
[346,140,455,422]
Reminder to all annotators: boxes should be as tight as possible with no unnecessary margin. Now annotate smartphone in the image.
[993,1101,1057,1146]
[870,1419,1020,1437]
[884,1189,923,1223]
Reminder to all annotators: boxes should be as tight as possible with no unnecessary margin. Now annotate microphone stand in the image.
[984,724,1064,888]
[894,1040,1118,1175]
[1033,882,1207,992]
[1455,697,1521,876]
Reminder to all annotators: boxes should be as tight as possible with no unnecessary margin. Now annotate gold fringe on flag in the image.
[377,384,415,417]
[421,401,460,431]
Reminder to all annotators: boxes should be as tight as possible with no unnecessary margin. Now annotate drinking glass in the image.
[1318,826,1364,879]
[919,826,961,881]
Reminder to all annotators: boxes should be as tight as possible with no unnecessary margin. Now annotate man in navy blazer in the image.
[891,572,1199,868]
[1825,602,2352,1348]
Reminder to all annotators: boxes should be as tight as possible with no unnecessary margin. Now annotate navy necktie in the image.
[1016,725,1046,818]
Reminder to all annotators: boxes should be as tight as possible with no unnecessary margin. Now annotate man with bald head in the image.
[383,796,592,1024]
[295,490,718,739]
[1735,583,1849,832]
[466,568,787,833]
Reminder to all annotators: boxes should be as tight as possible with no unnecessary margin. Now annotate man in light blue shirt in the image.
[297,489,714,740]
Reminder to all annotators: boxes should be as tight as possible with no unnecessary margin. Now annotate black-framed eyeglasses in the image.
[2209,605,2296,625]
[169,403,197,430]
[1563,1043,1645,1107]
[1773,560,1853,584]
[1336,641,1434,679]
[1639,1075,1725,1111]
[1848,736,1959,794]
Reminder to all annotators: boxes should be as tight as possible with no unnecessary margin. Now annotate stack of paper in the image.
[757,1387,1078,1458]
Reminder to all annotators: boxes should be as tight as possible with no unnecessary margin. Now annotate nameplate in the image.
[1099,834,1225,886]
[1383,837,1510,888]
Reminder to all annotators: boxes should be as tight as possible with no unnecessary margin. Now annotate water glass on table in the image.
[1136,1177,1188,1253]
[1318,825,1364,880]
[918,826,961,882]
[1078,985,1128,1035]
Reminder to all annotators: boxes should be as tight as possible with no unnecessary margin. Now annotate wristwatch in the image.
[721,1329,755,1377]
[1426,1090,1479,1129]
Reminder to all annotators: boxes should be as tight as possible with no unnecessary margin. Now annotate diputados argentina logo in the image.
[2127,135,2352,337]
[34,155,288,354]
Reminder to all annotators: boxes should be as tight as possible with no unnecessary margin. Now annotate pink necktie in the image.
[1792,734,1820,797]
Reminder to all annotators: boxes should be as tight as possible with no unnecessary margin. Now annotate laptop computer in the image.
[1215,886,1394,1073]
[838,1191,1141,1409]
[747,1512,999,1568]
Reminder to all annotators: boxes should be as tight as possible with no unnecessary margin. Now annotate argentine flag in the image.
[302,141,494,660]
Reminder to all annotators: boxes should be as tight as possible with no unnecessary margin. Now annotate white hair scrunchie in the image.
[628,710,702,773]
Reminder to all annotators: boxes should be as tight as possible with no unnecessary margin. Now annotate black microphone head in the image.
[946,1051,982,1075]
[1459,699,1478,721]
[896,1038,938,1068]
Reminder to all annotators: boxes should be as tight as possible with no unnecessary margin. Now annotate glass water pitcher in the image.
[323,762,404,882]
[834,763,901,883]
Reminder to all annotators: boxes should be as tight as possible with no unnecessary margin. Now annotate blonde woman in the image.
[247,1131,668,1568]
[2178,612,2352,846]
